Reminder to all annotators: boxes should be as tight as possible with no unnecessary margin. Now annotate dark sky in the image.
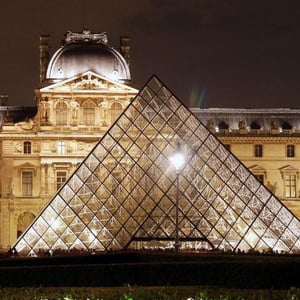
[1,0,300,108]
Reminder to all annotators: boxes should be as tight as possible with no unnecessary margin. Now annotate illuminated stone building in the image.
[13,76,300,255]
[0,30,138,250]
[192,108,300,217]
[2,29,300,253]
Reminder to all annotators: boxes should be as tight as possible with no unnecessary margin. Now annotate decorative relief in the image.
[15,142,22,153]
[50,142,56,153]
[33,142,40,153]
[78,142,95,153]
[271,120,279,130]
[71,75,109,90]
[67,144,73,153]
[15,118,35,131]
[238,120,246,130]
[64,30,108,45]
[206,119,214,130]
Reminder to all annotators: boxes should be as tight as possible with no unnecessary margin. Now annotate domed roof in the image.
[46,30,131,83]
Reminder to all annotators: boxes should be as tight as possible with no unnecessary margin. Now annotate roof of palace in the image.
[46,30,131,84]
[191,107,300,132]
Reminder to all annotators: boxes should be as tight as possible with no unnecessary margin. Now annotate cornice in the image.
[218,135,300,143]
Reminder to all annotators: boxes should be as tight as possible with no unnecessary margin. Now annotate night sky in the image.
[1,0,300,108]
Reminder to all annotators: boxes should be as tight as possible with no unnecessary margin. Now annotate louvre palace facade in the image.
[1,29,300,252]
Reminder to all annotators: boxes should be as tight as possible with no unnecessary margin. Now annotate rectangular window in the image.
[22,171,33,196]
[56,171,67,190]
[57,141,66,155]
[254,144,263,157]
[285,174,296,198]
[56,102,68,125]
[23,141,31,154]
[287,145,295,157]
[83,103,95,126]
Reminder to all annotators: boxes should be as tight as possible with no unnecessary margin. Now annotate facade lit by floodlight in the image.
[0,29,300,254]
[13,76,300,256]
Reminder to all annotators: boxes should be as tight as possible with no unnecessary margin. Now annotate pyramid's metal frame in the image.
[14,76,300,256]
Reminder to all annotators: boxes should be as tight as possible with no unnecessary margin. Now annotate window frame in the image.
[22,171,33,197]
[23,141,32,154]
[56,170,68,191]
[285,174,297,198]
[83,101,95,126]
[56,102,68,125]
[57,141,66,155]
[254,144,263,157]
[287,144,295,158]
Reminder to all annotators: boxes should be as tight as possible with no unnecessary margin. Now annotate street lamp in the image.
[170,143,185,253]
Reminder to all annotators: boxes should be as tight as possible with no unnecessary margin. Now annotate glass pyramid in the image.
[14,76,300,256]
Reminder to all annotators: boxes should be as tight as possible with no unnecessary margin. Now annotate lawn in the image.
[0,286,299,300]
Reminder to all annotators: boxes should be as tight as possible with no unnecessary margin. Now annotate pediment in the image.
[279,165,298,173]
[40,71,138,94]
[279,165,299,179]
[15,162,36,169]
[248,164,266,173]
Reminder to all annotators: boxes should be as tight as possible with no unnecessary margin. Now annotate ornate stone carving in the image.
[15,142,22,153]
[41,98,51,123]
[71,101,79,119]
[15,118,35,130]
[238,120,246,130]
[206,119,214,130]
[50,142,56,153]
[64,30,108,45]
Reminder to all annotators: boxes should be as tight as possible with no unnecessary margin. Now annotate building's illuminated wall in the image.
[0,72,137,250]
[13,76,300,256]
[192,107,300,217]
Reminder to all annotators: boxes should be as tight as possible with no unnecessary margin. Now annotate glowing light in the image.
[170,143,185,171]
[111,70,119,81]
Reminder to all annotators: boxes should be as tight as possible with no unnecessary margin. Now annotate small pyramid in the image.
[14,76,300,255]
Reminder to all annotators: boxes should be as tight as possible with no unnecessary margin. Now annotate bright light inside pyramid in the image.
[170,143,185,171]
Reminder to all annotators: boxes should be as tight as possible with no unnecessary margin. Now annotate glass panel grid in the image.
[13,76,300,256]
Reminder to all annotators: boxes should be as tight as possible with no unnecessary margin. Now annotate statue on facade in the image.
[15,118,35,130]
[71,101,79,119]
[41,98,50,123]
[206,119,214,130]
[238,120,246,130]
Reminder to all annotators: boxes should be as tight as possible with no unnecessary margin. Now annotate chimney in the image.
[120,36,130,67]
[39,34,50,85]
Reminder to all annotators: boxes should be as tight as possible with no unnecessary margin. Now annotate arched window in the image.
[56,102,68,125]
[83,101,95,125]
[281,122,292,130]
[250,121,261,130]
[111,102,122,123]
[218,121,229,130]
